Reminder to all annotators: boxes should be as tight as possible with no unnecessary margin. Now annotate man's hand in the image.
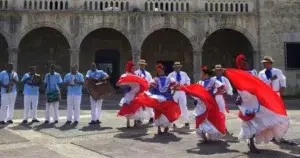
[271,75,278,81]
[279,87,285,95]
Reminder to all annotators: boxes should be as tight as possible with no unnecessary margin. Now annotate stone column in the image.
[69,49,80,68]
[193,50,202,82]
[8,48,19,72]
[132,49,141,68]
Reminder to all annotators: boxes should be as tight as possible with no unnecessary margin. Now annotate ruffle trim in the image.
[155,114,170,127]
[196,119,224,140]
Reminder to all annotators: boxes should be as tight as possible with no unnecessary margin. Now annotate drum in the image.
[86,79,115,100]
[32,74,42,85]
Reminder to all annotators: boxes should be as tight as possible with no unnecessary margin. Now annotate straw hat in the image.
[173,61,183,67]
[261,56,275,63]
[137,59,147,65]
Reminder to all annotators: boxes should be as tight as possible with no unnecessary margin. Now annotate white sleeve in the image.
[146,72,153,83]
[258,71,271,85]
[277,70,287,88]
[184,72,191,85]
[224,77,233,96]
[214,80,224,88]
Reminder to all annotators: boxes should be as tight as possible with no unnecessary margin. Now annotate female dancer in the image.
[226,54,289,153]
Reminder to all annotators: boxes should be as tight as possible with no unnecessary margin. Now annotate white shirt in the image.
[135,69,152,84]
[258,68,286,92]
[211,76,233,96]
[198,78,224,95]
[168,71,190,86]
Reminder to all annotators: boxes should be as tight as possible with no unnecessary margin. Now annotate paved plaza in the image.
[0,95,299,158]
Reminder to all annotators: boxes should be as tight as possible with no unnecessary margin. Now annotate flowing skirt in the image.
[119,95,145,121]
[239,106,290,144]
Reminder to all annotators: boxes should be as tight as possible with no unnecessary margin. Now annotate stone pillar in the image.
[132,49,141,68]
[193,50,202,82]
[8,48,19,72]
[69,49,80,68]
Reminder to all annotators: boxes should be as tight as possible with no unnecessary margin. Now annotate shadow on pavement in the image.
[247,149,299,158]
[274,140,300,155]
[79,124,112,132]
[56,123,79,131]
[114,126,149,139]
[134,132,182,144]
[9,123,34,130]
[34,122,56,131]
[186,140,239,155]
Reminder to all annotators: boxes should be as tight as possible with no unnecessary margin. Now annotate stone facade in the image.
[0,0,298,94]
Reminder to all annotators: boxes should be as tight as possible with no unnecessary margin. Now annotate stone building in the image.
[0,0,299,94]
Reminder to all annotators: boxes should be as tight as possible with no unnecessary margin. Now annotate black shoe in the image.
[7,120,13,124]
[96,120,101,124]
[74,121,79,124]
[54,120,58,124]
[22,120,28,124]
[44,120,49,124]
[185,123,190,127]
[137,120,142,124]
[89,121,96,125]
[0,121,5,125]
[66,121,72,124]
[148,118,154,124]
[32,119,40,123]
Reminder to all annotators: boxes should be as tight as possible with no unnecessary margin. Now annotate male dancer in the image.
[21,65,42,123]
[258,56,286,96]
[44,64,63,124]
[85,63,110,125]
[64,65,84,124]
[135,59,154,123]
[168,61,190,127]
[0,63,19,124]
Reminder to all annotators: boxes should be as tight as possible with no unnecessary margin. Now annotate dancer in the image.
[181,82,226,143]
[225,54,289,153]
[118,61,146,128]
[168,61,190,127]
[135,59,154,124]
[258,56,286,96]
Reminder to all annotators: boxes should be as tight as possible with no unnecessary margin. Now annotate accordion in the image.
[46,90,61,103]
[85,79,115,100]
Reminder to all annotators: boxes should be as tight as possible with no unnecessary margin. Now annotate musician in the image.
[64,65,84,124]
[135,59,154,124]
[44,64,63,124]
[167,61,190,127]
[21,65,42,124]
[85,63,110,125]
[258,56,286,96]
[0,63,19,124]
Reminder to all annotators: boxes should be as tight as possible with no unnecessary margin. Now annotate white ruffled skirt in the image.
[239,106,290,144]
[196,118,224,140]
[119,97,145,121]
[155,114,170,127]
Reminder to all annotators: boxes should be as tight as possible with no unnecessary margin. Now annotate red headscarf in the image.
[156,63,164,71]
[236,53,246,69]
[125,61,134,73]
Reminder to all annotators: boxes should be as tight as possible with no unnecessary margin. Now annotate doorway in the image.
[95,49,120,87]
[157,61,174,75]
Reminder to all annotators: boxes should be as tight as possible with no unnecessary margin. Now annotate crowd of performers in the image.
[0,53,290,153]
[117,54,289,153]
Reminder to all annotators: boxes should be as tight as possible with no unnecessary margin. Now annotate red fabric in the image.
[236,53,246,69]
[118,103,142,117]
[180,85,226,135]
[116,74,149,95]
[130,93,181,123]
[238,111,255,121]
[125,61,134,73]
[195,110,208,128]
[224,68,287,116]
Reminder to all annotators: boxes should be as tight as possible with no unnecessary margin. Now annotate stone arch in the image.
[201,25,257,51]
[77,23,132,49]
[139,23,196,51]
[16,23,73,48]
[140,27,194,79]
[18,27,71,75]
[201,26,256,69]
[0,31,9,70]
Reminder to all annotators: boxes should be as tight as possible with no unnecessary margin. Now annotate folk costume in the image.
[224,54,289,153]
[168,62,191,126]
[135,59,154,123]
[118,61,148,128]
[0,67,19,124]
[258,56,286,96]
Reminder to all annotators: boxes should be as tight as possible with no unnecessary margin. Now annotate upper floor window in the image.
[285,42,300,70]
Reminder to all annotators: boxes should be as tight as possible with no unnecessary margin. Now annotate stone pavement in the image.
[0,108,299,158]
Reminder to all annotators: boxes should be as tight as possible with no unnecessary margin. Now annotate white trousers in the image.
[67,95,81,121]
[90,96,103,121]
[0,92,17,121]
[173,91,189,122]
[23,95,39,120]
[45,101,59,121]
